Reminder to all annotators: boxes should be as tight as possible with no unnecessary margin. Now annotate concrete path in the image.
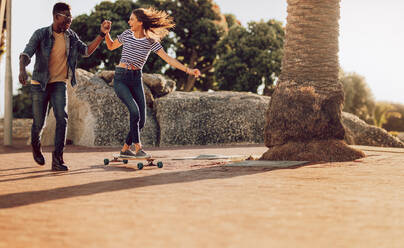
[1,143,403,248]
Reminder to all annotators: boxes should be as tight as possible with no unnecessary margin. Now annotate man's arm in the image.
[19,55,30,85]
[19,29,40,85]
[86,35,104,56]
[78,20,111,57]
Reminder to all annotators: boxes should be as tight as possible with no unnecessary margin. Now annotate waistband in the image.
[117,62,141,70]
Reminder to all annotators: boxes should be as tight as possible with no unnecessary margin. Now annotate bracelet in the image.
[186,68,191,74]
[99,32,106,38]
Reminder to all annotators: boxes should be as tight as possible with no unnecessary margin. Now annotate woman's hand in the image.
[187,68,201,78]
[101,20,112,34]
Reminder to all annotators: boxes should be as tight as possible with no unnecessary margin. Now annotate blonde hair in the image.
[133,7,175,42]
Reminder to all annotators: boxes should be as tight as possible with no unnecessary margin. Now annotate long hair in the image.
[133,7,175,42]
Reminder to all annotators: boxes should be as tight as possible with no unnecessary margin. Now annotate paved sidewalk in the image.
[1,143,404,248]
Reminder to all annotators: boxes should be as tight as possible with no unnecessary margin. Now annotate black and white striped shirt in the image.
[117,29,163,69]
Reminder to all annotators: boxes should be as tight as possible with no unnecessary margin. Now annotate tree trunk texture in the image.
[184,48,198,91]
[261,0,365,161]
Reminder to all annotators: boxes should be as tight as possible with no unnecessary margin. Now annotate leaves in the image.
[214,20,284,93]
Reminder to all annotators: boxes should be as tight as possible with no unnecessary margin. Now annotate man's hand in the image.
[19,68,28,85]
[101,20,112,34]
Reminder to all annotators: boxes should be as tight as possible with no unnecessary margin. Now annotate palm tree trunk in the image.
[261,0,364,161]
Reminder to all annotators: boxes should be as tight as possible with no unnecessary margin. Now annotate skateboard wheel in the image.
[104,159,109,166]
[123,160,128,164]
[157,161,163,168]
[137,162,144,170]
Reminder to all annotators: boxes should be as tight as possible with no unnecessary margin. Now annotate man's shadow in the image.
[0,164,307,209]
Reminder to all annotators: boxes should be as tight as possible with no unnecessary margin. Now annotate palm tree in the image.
[261,0,364,161]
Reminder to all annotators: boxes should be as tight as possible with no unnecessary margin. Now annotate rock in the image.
[97,70,176,98]
[398,132,404,142]
[96,70,115,84]
[342,112,404,148]
[38,69,159,147]
[142,73,176,97]
[154,91,269,146]
[96,70,175,109]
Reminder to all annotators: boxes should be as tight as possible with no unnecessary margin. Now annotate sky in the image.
[1,0,404,117]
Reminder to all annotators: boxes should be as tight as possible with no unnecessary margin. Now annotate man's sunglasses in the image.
[56,13,73,21]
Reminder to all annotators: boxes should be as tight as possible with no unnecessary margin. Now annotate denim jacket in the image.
[20,25,89,90]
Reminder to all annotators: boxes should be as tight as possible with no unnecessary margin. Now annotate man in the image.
[19,2,108,171]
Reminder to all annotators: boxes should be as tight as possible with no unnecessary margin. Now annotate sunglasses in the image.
[56,13,73,21]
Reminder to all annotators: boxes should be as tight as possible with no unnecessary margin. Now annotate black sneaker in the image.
[135,149,150,158]
[32,143,45,166]
[120,149,136,158]
[51,152,68,171]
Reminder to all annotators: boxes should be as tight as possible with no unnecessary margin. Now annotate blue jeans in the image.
[113,67,146,145]
[31,82,68,154]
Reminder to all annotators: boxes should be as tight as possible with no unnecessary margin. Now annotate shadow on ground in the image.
[0,163,306,209]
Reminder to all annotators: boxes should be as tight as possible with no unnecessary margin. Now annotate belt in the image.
[117,63,141,70]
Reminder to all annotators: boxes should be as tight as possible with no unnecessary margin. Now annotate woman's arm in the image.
[105,33,122,51]
[156,49,201,77]
[102,20,122,51]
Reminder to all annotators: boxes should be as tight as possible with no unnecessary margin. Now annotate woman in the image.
[102,8,200,158]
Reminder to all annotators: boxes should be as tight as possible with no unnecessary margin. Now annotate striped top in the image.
[117,29,163,69]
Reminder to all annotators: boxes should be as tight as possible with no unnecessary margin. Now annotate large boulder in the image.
[154,91,269,146]
[39,69,159,147]
[342,112,404,148]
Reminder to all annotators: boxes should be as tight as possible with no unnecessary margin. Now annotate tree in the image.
[224,14,239,28]
[13,85,32,118]
[373,102,402,129]
[261,0,364,161]
[383,103,404,131]
[340,71,375,123]
[215,20,284,93]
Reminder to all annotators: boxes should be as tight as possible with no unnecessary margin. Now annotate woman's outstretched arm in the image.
[156,49,201,77]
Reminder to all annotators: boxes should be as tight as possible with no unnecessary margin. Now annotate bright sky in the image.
[1,0,403,118]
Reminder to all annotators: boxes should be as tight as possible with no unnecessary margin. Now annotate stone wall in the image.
[0,118,32,139]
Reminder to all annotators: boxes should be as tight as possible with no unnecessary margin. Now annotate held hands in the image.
[101,20,112,34]
[187,68,201,78]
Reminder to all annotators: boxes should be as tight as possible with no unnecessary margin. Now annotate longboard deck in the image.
[104,154,163,169]
[112,154,153,161]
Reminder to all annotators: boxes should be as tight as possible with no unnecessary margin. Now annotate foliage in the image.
[372,102,402,128]
[13,71,32,118]
[214,20,284,93]
[224,14,239,28]
[383,103,404,131]
[340,71,375,123]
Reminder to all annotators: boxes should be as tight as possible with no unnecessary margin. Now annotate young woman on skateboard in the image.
[102,8,200,158]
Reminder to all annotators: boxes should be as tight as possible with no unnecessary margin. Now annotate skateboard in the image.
[103,154,163,170]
